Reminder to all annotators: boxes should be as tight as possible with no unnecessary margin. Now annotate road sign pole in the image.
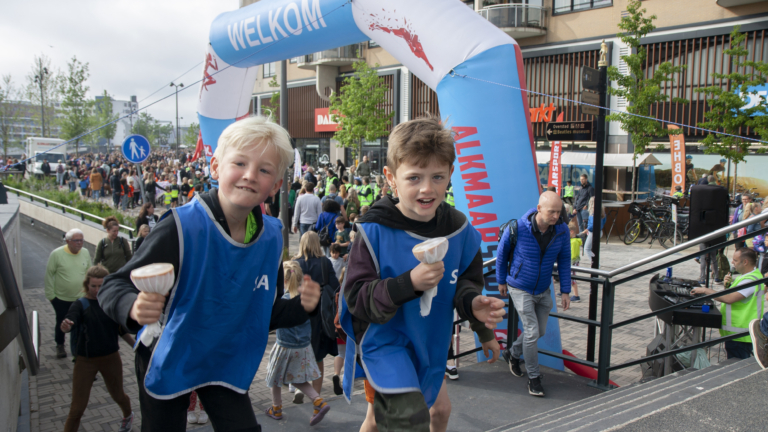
[587,40,610,363]
[280,60,290,250]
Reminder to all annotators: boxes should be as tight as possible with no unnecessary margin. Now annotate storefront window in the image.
[359,138,388,175]
[295,138,331,169]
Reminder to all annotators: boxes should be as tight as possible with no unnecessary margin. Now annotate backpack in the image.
[102,237,130,262]
[498,219,518,271]
[69,297,91,359]
[317,217,335,247]
[319,259,338,339]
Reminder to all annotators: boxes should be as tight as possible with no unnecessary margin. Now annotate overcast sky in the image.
[2,0,240,130]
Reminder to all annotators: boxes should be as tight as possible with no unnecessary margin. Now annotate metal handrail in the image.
[6,185,135,237]
[483,211,768,278]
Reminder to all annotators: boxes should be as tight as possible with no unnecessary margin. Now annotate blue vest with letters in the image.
[340,219,481,407]
[140,198,282,399]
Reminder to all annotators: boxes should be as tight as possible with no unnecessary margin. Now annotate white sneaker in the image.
[289,384,296,393]
[197,411,209,424]
[187,411,198,424]
[119,412,134,432]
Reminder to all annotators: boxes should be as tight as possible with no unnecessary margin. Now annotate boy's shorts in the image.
[364,380,375,404]
[171,198,179,204]
[571,260,580,275]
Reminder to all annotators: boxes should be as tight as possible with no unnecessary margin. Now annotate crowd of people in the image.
[37,112,768,432]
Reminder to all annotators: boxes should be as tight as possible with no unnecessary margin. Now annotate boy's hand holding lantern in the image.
[130,263,175,347]
[412,238,449,316]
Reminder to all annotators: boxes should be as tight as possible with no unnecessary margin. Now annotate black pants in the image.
[50,298,73,346]
[135,343,261,432]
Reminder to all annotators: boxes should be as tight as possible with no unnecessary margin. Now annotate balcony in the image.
[297,44,364,70]
[717,0,768,5]
[478,4,547,39]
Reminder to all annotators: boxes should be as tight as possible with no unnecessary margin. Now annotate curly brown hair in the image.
[102,215,120,230]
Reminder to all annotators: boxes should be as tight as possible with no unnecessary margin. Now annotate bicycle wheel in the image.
[624,219,647,245]
[658,223,682,249]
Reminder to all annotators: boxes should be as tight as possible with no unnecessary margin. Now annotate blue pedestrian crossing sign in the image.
[122,135,151,163]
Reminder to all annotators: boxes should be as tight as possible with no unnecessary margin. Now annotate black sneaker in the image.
[56,344,66,359]
[332,375,343,395]
[445,366,459,380]
[509,357,524,377]
[528,377,545,397]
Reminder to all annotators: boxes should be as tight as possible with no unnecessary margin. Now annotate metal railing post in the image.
[595,278,615,390]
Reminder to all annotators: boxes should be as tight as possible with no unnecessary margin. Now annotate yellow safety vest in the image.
[171,187,179,198]
[164,192,172,204]
[345,183,353,192]
[446,186,455,207]
[359,185,374,206]
[563,186,575,198]
[720,268,766,343]
[326,176,337,190]
[672,191,684,198]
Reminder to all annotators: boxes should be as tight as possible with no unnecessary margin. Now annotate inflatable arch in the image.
[199,0,563,371]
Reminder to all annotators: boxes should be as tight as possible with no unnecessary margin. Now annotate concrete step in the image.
[572,360,763,432]
[502,359,761,432]
[493,358,741,432]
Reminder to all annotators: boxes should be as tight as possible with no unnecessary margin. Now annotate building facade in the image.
[241,0,768,191]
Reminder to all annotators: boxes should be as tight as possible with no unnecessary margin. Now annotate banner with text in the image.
[547,113,565,192]
[668,125,686,192]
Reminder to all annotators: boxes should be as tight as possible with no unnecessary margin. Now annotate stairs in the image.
[489,358,765,432]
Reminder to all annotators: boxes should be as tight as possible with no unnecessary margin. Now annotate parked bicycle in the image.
[624,200,683,248]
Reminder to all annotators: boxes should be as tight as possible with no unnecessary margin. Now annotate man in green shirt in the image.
[45,229,92,358]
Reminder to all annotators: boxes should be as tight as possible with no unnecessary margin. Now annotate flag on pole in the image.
[293,149,302,182]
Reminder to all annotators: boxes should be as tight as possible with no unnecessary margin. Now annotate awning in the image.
[536,152,662,167]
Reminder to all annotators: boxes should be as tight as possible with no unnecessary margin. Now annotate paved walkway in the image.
[20,219,735,431]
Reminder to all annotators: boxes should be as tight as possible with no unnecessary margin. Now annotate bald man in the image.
[497,191,571,397]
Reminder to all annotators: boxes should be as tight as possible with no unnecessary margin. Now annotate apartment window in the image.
[554,0,611,14]
[369,40,379,48]
[263,62,276,78]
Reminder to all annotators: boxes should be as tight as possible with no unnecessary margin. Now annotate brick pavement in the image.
[23,229,736,431]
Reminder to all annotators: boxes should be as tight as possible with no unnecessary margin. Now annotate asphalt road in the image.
[20,219,95,289]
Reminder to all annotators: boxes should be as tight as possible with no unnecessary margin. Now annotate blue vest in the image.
[340,220,481,407]
[140,198,282,399]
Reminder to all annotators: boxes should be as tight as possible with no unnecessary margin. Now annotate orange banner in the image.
[547,112,565,192]
[668,125,686,192]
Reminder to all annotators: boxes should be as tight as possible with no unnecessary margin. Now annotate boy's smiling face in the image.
[385,158,453,222]
[211,140,283,215]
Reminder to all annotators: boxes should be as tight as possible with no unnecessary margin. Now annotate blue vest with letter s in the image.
[339,219,481,407]
[140,197,282,399]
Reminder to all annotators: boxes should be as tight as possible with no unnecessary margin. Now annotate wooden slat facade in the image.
[643,29,768,138]
[523,49,601,138]
[411,74,440,119]
[285,74,397,139]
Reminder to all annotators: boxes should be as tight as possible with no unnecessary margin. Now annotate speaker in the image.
[688,185,729,246]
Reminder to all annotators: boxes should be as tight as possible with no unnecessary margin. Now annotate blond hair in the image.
[588,197,606,218]
[294,231,324,260]
[386,116,456,174]
[283,261,303,298]
[213,116,293,175]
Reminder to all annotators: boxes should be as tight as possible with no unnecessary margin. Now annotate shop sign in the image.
[315,107,342,132]
[529,102,556,124]
[668,125,686,191]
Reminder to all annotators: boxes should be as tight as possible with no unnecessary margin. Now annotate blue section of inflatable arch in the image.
[436,44,564,371]
[198,114,235,156]
[210,0,367,68]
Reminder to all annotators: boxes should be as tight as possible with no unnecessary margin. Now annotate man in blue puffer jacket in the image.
[497,191,571,397]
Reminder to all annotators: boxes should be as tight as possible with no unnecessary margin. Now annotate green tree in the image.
[695,26,768,192]
[329,61,393,162]
[265,76,280,123]
[606,0,688,200]
[0,75,24,159]
[132,112,158,145]
[24,54,62,137]
[184,122,200,147]
[93,90,118,153]
[58,56,92,157]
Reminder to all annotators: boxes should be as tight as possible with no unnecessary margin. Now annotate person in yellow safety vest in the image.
[359,176,374,207]
[692,248,766,359]
[562,180,575,206]
[164,190,172,209]
[342,175,354,194]
[169,178,180,208]
[325,169,339,193]
[672,185,684,199]
[373,176,383,199]
[446,185,455,207]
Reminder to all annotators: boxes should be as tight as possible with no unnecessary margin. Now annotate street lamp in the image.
[170,82,184,156]
[34,67,49,137]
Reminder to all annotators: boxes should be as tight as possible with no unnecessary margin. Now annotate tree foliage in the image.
[93,90,118,151]
[58,56,92,156]
[695,26,768,165]
[329,61,393,161]
[131,112,172,148]
[184,122,200,147]
[24,54,62,137]
[266,76,280,123]
[605,0,688,198]
[0,75,24,159]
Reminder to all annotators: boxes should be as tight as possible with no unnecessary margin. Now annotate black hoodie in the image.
[344,196,494,343]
